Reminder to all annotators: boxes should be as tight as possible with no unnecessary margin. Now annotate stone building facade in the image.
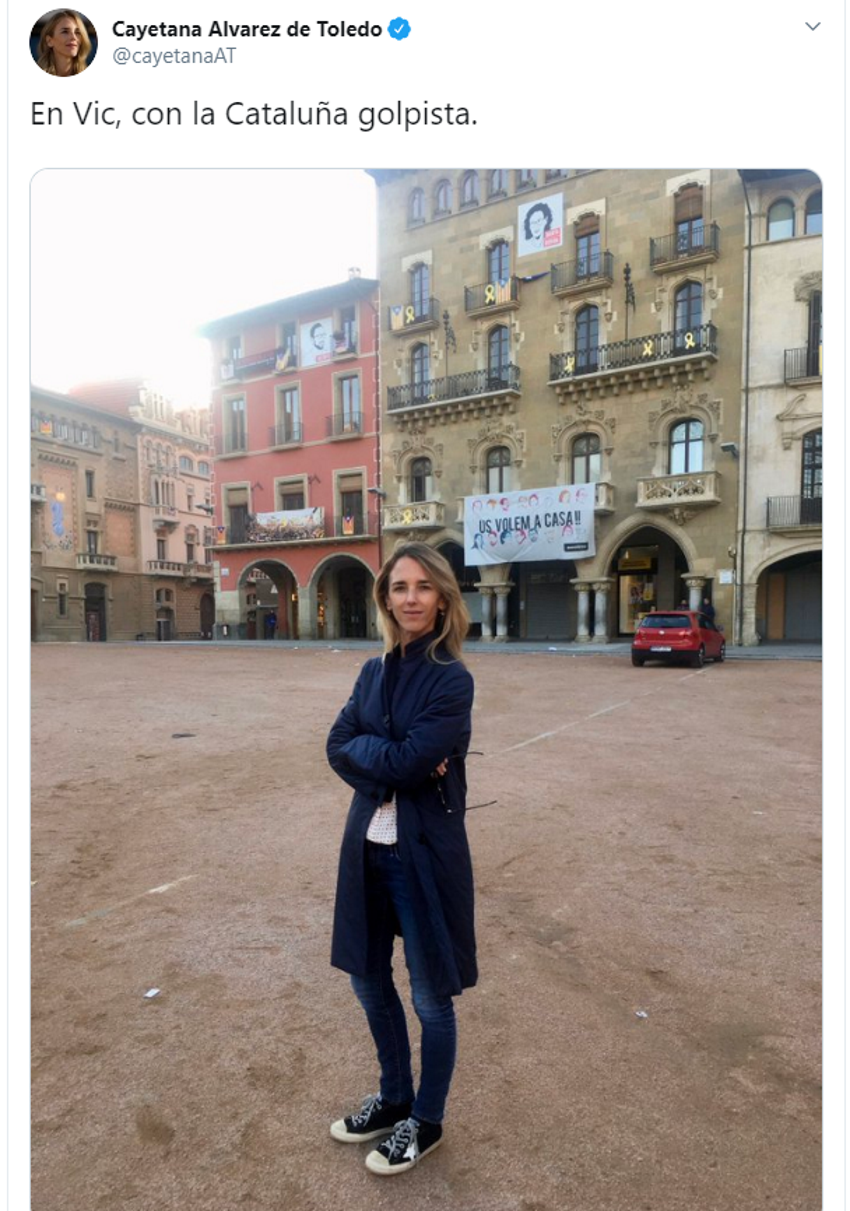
[735,171,822,644]
[368,169,747,641]
[31,383,215,641]
[200,275,382,640]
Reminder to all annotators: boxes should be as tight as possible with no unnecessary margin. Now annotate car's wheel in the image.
[631,652,645,667]
[691,645,706,668]
[716,643,726,663]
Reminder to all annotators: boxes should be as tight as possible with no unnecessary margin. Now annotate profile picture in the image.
[517,192,564,257]
[299,317,333,368]
[31,10,97,76]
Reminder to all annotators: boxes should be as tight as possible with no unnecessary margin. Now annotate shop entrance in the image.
[84,583,107,642]
[611,529,689,636]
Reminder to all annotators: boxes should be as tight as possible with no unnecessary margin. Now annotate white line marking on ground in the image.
[64,875,197,928]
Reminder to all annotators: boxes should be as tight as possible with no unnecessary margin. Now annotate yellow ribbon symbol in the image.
[684,331,696,350]
[403,509,413,524]
[484,284,496,304]
[405,306,416,324]
[642,339,654,358]
[565,355,576,374]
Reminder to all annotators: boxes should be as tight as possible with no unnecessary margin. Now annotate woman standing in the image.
[326,542,476,1175]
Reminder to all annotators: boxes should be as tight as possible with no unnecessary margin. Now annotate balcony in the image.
[766,494,822,532]
[784,346,822,385]
[388,364,521,419]
[147,559,185,576]
[269,421,303,447]
[464,277,520,317]
[383,501,447,532]
[549,324,717,399]
[333,511,379,538]
[214,433,248,457]
[326,411,364,439]
[185,560,214,579]
[387,297,441,335]
[550,252,614,297]
[636,470,721,512]
[593,481,615,515]
[332,331,358,360]
[220,348,296,382]
[152,502,180,528]
[31,483,47,503]
[650,223,720,272]
[76,552,117,572]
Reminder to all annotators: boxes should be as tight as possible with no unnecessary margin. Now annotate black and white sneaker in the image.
[330,1094,413,1143]
[365,1116,443,1174]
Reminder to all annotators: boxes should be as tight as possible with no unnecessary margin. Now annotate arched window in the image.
[411,343,431,401]
[805,191,822,235]
[410,457,433,503]
[767,198,795,241]
[674,281,703,346]
[669,419,704,474]
[575,305,599,373]
[488,240,510,282]
[571,433,602,484]
[434,179,452,216]
[410,263,430,320]
[517,170,537,191]
[408,187,425,225]
[179,455,194,473]
[198,460,210,476]
[488,326,510,385]
[460,171,479,207]
[488,169,508,198]
[486,446,512,493]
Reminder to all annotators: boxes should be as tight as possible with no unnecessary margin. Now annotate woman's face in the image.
[47,15,82,62]
[386,556,446,647]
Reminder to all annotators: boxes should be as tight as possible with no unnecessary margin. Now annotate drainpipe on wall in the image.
[737,172,754,647]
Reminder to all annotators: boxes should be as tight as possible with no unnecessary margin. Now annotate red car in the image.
[631,610,725,667]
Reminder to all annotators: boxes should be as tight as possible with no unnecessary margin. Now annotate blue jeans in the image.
[350,841,457,1124]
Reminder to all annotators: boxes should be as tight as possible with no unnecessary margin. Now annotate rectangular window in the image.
[280,321,298,366]
[224,398,247,453]
[86,530,99,555]
[336,306,357,353]
[279,487,305,511]
[276,386,301,443]
[157,538,167,561]
[85,470,95,498]
[186,542,195,563]
[339,376,361,431]
[339,474,364,535]
[57,582,68,617]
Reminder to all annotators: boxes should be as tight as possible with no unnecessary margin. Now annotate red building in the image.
[200,274,383,640]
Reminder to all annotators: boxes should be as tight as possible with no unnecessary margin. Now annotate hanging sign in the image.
[464,484,595,565]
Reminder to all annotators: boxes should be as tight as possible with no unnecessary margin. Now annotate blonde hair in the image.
[374,541,469,664]
[37,11,91,75]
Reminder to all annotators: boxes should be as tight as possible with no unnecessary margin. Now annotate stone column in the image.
[591,578,615,643]
[682,575,706,612]
[297,581,318,640]
[571,580,593,642]
[493,585,512,641]
[476,585,495,641]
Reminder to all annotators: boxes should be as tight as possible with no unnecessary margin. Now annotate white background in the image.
[6,1,847,1203]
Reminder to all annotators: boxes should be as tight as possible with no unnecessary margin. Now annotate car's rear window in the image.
[640,614,691,628]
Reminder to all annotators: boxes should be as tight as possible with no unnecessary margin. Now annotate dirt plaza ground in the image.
[30,644,821,1211]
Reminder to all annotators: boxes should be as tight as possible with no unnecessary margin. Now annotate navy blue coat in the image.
[327,639,477,998]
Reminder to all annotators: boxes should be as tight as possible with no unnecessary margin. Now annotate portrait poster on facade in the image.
[517,193,564,257]
[247,508,325,543]
[299,317,333,368]
[463,485,595,565]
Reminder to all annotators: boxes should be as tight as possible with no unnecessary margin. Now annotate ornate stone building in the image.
[368,169,747,641]
[735,171,822,643]
[31,382,215,641]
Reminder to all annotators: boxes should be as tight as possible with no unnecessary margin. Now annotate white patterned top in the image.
[366,800,397,845]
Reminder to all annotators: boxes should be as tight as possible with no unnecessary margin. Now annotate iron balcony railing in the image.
[550,251,614,292]
[269,421,303,446]
[333,511,379,538]
[464,276,520,311]
[550,323,717,381]
[650,223,720,266]
[327,411,364,437]
[784,346,822,382]
[767,495,822,528]
[387,297,440,332]
[388,364,521,411]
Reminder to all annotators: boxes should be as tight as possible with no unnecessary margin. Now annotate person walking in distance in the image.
[326,542,476,1175]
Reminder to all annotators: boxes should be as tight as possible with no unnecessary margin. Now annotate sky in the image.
[30,168,378,407]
